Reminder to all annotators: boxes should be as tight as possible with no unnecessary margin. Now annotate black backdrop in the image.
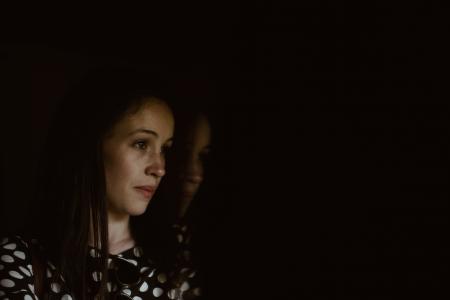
[1,3,449,299]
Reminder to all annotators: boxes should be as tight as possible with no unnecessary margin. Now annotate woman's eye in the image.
[133,140,148,150]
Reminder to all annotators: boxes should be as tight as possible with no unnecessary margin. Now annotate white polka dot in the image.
[107,258,113,268]
[107,282,112,292]
[139,281,149,292]
[188,270,196,278]
[132,297,142,300]
[193,288,201,296]
[176,234,183,243]
[19,266,31,277]
[51,282,61,293]
[153,287,163,297]
[61,294,72,300]
[157,273,167,283]
[92,271,102,282]
[47,262,56,270]
[13,251,26,260]
[0,279,15,288]
[124,259,138,266]
[3,243,16,250]
[140,266,150,273]
[28,284,35,293]
[133,247,142,257]
[180,281,190,292]
[0,291,4,296]
[89,248,98,258]
[46,268,52,278]
[167,289,180,299]
[24,295,33,300]
[122,289,131,296]
[9,270,23,279]
[148,269,155,277]
[27,264,33,275]
[1,255,14,263]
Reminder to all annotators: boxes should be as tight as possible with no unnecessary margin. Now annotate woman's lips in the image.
[135,186,156,198]
[181,183,199,196]
[181,190,197,199]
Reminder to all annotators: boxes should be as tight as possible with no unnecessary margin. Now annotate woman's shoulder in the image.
[0,235,34,261]
[0,235,37,297]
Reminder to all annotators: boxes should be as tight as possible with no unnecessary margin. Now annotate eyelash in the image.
[133,140,148,150]
[133,140,172,154]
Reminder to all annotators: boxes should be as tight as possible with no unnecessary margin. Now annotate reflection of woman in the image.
[0,67,201,299]
[168,110,212,222]
[130,107,212,300]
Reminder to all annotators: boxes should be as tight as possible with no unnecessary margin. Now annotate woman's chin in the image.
[128,203,150,216]
[180,193,195,203]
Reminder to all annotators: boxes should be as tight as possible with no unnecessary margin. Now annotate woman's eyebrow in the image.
[128,128,158,137]
[129,128,174,143]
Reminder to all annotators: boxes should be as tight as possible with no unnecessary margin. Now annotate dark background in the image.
[1,3,449,299]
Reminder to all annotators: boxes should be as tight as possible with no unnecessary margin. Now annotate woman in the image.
[0,67,201,299]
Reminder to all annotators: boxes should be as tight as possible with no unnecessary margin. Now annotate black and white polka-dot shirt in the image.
[0,226,201,299]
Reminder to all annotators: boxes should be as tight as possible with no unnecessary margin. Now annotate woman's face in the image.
[177,114,211,205]
[102,98,174,217]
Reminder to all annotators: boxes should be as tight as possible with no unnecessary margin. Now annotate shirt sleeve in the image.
[0,236,38,299]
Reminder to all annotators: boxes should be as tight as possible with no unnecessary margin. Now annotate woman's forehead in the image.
[184,114,211,140]
[113,99,174,138]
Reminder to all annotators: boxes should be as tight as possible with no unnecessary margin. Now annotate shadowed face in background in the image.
[173,113,211,218]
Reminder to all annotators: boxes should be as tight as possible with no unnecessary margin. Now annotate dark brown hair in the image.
[28,66,174,299]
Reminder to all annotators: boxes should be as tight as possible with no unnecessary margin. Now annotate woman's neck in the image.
[107,211,135,255]
[88,209,136,255]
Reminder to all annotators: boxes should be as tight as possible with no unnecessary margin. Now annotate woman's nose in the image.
[184,159,203,183]
[186,173,203,184]
[145,153,166,178]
